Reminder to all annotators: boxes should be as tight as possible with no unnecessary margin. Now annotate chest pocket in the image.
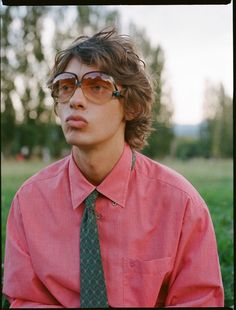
[123,256,172,307]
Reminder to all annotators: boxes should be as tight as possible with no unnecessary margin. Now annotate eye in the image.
[63,84,69,90]
[59,79,75,93]
[91,84,106,92]
[88,79,112,93]
[60,84,72,92]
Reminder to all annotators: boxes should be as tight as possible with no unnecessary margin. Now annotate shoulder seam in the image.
[19,157,69,190]
[135,169,194,199]
[137,168,206,210]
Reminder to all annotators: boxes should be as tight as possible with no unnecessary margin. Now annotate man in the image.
[3,28,224,308]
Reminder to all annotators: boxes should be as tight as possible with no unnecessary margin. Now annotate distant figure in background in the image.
[3,27,224,308]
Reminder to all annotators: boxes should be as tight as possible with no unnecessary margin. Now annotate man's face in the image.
[56,57,126,149]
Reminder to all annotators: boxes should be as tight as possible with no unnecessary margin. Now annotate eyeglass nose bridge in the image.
[75,80,82,88]
[67,80,85,104]
[70,80,83,97]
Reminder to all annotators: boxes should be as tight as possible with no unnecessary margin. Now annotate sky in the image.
[109,4,233,125]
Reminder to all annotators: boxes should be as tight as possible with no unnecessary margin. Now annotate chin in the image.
[66,138,87,147]
[64,130,87,145]
[65,135,94,148]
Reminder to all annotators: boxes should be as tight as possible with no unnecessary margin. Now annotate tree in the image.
[199,82,233,158]
[1,7,16,156]
[1,6,56,157]
[127,23,174,158]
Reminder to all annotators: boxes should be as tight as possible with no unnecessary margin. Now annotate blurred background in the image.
[1,4,233,161]
[1,4,233,307]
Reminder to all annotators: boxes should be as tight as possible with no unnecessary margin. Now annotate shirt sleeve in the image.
[2,194,63,308]
[164,197,224,307]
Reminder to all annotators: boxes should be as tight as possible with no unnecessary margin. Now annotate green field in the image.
[1,158,233,307]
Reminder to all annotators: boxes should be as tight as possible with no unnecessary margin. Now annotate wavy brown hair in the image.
[47,27,155,150]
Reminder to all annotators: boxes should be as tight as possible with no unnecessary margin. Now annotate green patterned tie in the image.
[80,189,109,308]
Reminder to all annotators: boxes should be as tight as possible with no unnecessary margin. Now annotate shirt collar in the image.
[69,143,133,209]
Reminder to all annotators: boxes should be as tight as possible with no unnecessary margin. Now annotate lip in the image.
[66,115,88,129]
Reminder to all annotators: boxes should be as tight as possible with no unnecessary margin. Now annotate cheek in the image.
[88,106,122,139]
[110,102,125,120]
[57,106,67,124]
[56,109,70,136]
[99,105,124,127]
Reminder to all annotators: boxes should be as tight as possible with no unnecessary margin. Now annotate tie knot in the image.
[84,189,99,210]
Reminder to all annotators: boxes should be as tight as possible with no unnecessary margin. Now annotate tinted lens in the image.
[52,71,118,104]
[81,72,116,104]
[52,73,77,103]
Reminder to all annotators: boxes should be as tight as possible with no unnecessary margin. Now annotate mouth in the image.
[66,115,88,129]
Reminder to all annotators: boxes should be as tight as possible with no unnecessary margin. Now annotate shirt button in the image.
[130,261,135,267]
[95,213,102,220]
[112,201,117,206]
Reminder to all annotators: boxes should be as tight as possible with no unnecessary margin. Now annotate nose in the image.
[69,87,87,110]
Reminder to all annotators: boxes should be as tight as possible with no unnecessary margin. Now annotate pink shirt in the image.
[3,144,224,308]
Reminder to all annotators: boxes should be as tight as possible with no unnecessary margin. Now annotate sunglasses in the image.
[51,71,123,105]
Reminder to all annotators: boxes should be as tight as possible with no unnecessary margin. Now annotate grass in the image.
[1,158,233,307]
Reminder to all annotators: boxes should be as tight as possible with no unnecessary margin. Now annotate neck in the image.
[72,140,125,186]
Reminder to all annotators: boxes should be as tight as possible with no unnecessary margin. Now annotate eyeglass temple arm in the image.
[112,82,125,98]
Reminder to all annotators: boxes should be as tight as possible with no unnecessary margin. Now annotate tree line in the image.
[1,6,232,160]
[172,82,233,160]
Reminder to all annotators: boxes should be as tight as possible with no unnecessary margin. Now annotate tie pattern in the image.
[80,190,109,308]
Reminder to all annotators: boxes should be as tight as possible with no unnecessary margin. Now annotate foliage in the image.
[199,82,233,158]
[1,6,231,161]
[171,137,202,160]
[1,6,55,157]
[1,158,233,306]
[170,82,233,160]
[128,23,174,158]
